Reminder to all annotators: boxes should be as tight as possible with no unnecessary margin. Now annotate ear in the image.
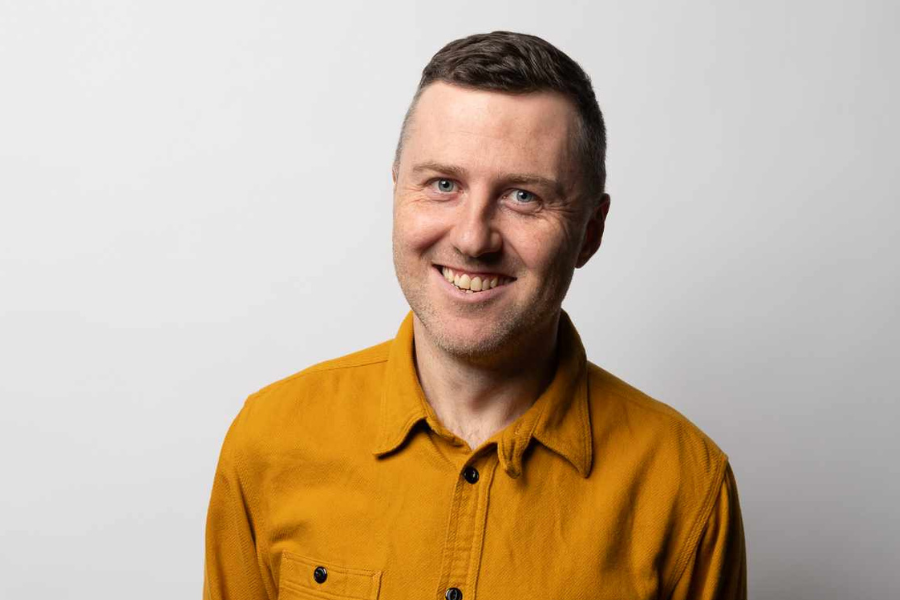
[575,193,611,268]
[391,162,399,186]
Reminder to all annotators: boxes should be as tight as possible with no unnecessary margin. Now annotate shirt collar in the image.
[371,310,593,479]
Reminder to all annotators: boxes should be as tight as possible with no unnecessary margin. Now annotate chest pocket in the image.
[278,551,382,600]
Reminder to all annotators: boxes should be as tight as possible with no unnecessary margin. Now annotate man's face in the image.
[392,82,608,360]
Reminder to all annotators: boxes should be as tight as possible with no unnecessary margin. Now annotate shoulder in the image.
[254,339,392,398]
[585,362,733,588]
[585,360,729,503]
[587,361,726,462]
[224,339,393,454]
[253,338,391,402]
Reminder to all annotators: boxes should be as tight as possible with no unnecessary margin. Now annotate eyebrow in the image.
[410,161,567,199]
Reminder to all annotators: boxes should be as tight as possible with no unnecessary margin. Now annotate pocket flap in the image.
[280,551,382,600]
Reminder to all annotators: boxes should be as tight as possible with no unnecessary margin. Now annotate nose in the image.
[450,191,502,258]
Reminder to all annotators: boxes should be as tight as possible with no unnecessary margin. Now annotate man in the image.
[204,31,746,600]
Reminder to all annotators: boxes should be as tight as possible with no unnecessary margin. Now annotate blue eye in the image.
[512,189,535,203]
[434,179,456,193]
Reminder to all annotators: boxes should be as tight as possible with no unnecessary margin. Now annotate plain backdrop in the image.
[1,1,897,598]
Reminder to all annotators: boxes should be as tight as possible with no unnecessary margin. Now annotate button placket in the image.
[434,456,497,600]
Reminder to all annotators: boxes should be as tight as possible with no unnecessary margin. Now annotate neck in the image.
[411,312,561,451]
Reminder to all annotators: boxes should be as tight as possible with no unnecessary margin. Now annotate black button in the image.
[313,566,327,583]
[445,587,462,600]
[463,466,479,484]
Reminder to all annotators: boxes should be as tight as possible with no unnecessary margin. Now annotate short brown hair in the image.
[394,31,607,201]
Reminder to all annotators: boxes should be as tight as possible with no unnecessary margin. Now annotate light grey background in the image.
[1,1,897,598]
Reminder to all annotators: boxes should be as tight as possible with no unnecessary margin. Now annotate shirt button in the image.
[463,466,479,484]
[313,566,327,583]
[445,587,463,600]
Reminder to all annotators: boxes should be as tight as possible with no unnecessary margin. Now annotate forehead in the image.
[404,82,580,183]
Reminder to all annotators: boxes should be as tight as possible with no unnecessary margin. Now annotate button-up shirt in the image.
[204,311,746,600]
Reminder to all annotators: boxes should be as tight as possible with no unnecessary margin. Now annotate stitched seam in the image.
[434,478,465,596]
[516,393,550,467]
[230,400,273,598]
[267,355,390,390]
[279,579,371,600]
[578,376,592,475]
[602,388,720,459]
[589,365,699,421]
[531,403,589,475]
[284,551,380,578]
[468,458,498,597]
[539,371,592,475]
[376,411,426,453]
[249,345,392,400]
[303,355,391,374]
[535,439,582,476]
[281,552,380,600]
[662,452,729,599]
[613,389,701,422]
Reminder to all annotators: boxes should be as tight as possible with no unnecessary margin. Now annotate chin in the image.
[434,331,508,360]
[419,308,525,360]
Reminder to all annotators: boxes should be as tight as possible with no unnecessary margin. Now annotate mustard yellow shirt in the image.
[204,311,746,600]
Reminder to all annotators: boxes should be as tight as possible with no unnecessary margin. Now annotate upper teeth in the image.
[441,267,510,292]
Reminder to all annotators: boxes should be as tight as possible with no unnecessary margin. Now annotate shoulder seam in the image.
[248,349,391,400]
[305,354,390,375]
[589,366,719,449]
[662,452,730,599]
[617,390,688,420]
[589,365,684,419]
[224,406,270,581]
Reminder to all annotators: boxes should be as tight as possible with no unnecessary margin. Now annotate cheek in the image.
[505,220,574,272]
[393,202,451,254]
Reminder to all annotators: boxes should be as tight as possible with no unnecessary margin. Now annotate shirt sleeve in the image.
[668,461,747,600]
[203,411,273,600]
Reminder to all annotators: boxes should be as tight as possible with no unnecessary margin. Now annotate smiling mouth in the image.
[435,265,515,293]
